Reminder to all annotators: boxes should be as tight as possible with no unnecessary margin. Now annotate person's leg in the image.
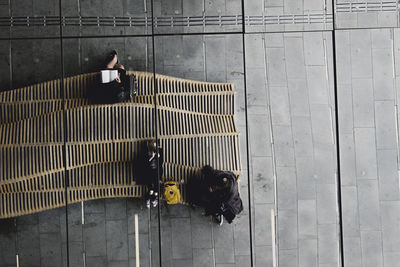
[151,191,158,207]
[146,189,153,208]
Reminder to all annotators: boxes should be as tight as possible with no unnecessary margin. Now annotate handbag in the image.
[163,181,181,205]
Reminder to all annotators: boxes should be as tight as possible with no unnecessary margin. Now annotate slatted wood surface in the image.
[0,72,241,218]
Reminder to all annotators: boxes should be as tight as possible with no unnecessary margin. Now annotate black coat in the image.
[88,68,131,104]
[134,144,163,191]
[188,166,243,223]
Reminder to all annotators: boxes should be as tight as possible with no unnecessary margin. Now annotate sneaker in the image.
[214,214,223,226]
[146,199,151,209]
[151,198,158,208]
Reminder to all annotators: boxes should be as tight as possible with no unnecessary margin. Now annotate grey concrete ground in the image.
[1,0,400,267]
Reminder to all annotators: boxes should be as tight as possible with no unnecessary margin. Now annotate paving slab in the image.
[298,200,317,240]
[278,210,298,250]
[342,186,360,238]
[255,245,273,267]
[317,224,338,265]
[299,239,317,267]
[380,201,400,252]
[354,128,378,179]
[357,180,381,231]
[377,150,400,201]
[254,204,273,247]
[360,231,384,267]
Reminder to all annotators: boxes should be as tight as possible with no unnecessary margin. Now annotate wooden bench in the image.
[0,72,241,218]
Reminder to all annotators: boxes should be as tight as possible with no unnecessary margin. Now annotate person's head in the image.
[213,176,233,191]
[147,140,157,151]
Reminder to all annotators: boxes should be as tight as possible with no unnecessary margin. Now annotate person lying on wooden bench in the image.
[188,165,243,225]
[88,50,136,104]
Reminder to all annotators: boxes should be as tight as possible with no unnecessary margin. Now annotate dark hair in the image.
[147,140,157,151]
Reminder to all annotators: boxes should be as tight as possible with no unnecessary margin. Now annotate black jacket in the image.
[188,165,243,223]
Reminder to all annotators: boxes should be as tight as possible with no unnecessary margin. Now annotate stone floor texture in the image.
[1,0,400,267]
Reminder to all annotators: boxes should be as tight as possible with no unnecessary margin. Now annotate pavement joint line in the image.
[262,33,279,265]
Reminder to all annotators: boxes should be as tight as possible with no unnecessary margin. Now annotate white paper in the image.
[101,70,110,83]
[100,70,118,83]
[110,70,118,81]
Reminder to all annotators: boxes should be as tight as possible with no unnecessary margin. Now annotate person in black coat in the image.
[188,165,243,225]
[134,140,163,208]
[88,50,135,104]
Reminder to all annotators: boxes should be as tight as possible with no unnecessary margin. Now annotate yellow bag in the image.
[163,181,181,205]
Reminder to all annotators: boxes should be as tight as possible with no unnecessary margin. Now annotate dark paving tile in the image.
[160,0,182,15]
[79,0,102,17]
[191,222,213,249]
[205,37,226,82]
[150,226,162,266]
[32,39,62,82]
[63,39,82,77]
[103,0,124,16]
[60,0,78,16]
[255,245,273,267]
[235,255,251,267]
[40,233,63,267]
[172,259,193,267]
[68,241,84,267]
[0,1,10,16]
[123,0,147,15]
[128,233,151,267]
[61,243,67,267]
[150,207,167,229]
[63,203,83,243]
[0,26,10,39]
[0,220,17,266]
[10,0,33,16]
[108,260,129,267]
[11,39,61,89]
[106,199,127,221]
[16,213,38,225]
[162,204,190,218]
[17,223,40,266]
[189,208,208,222]
[213,223,234,248]
[0,42,11,90]
[193,248,213,267]
[160,225,173,262]
[233,216,251,256]
[39,209,61,233]
[106,220,129,261]
[171,218,192,259]
[32,0,59,15]
[84,213,106,257]
[85,199,105,214]
[86,256,107,267]
[10,0,60,37]
[127,199,149,235]
[215,247,235,264]
[124,37,151,72]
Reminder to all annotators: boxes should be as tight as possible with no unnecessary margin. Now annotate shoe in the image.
[151,198,158,208]
[214,214,223,225]
[146,199,150,209]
